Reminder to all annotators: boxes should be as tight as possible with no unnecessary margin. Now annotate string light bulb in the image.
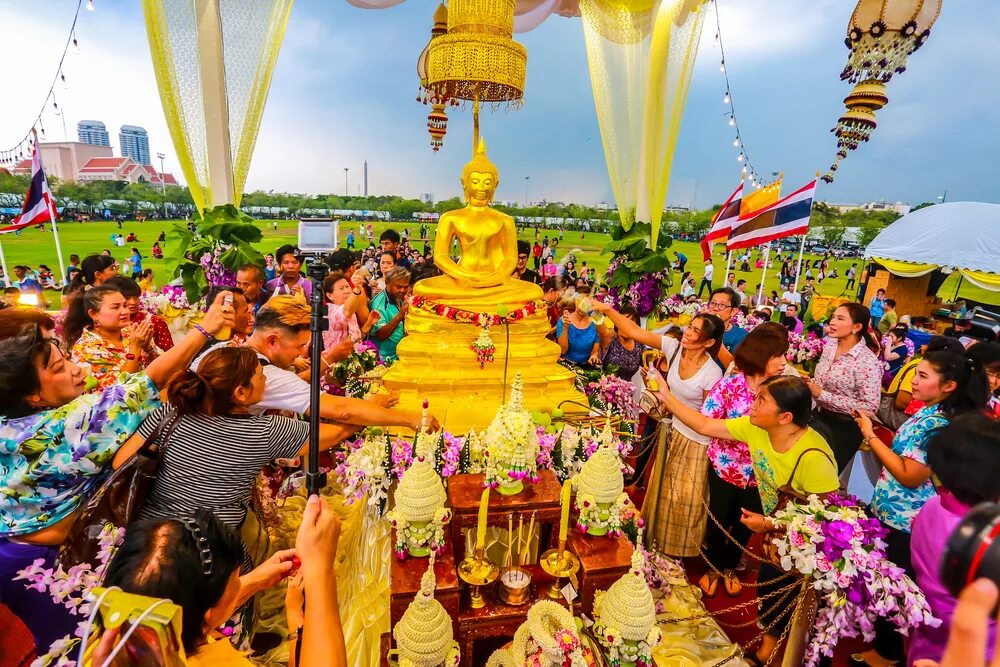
[728,115,735,127]
[737,153,744,163]
[719,61,725,73]
[87,0,95,10]
[733,138,740,147]
[723,91,730,104]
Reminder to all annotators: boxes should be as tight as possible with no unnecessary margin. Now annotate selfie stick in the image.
[306,258,329,496]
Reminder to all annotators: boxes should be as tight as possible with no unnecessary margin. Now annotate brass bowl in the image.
[497,568,532,606]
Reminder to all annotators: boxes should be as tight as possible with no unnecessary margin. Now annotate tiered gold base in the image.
[381,306,586,433]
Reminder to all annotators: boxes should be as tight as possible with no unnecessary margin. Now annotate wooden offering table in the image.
[389,536,460,636]
[566,530,634,616]
[447,471,563,557]
[379,633,392,667]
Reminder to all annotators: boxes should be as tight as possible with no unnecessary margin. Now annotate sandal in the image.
[743,652,766,667]
[699,571,721,598]
[722,569,743,597]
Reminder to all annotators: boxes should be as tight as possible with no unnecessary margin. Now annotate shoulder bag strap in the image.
[137,408,181,458]
[786,446,836,483]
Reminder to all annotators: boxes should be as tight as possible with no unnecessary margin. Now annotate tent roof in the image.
[864,202,1000,275]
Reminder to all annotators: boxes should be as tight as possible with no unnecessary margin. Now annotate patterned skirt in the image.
[642,426,709,558]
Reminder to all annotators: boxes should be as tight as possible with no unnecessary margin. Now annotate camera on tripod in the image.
[297,217,340,495]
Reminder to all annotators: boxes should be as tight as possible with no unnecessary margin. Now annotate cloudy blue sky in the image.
[2,0,996,209]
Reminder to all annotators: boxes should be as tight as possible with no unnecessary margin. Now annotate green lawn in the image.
[4,219,996,308]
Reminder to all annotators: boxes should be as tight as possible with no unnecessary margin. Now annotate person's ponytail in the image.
[62,285,118,349]
[167,370,209,415]
[923,350,990,416]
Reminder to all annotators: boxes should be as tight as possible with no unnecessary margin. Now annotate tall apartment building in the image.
[119,125,151,165]
[77,120,110,147]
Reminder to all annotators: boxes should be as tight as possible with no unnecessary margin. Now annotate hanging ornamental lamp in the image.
[823,0,942,183]
[417,3,455,151]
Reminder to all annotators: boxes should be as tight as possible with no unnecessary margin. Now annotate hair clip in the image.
[180,517,214,576]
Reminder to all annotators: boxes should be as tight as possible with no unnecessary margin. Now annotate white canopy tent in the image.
[864,202,1000,292]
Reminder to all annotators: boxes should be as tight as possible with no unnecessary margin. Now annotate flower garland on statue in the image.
[470,323,497,368]
[655,295,702,324]
[769,494,939,667]
[409,295,547,326]
[14,524,125,666]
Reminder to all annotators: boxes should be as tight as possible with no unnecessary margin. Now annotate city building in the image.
[13,150,178,186]
[11,142,113,183]
[77,120,111,147]
[826,201,911,216]
[119,125,151,165]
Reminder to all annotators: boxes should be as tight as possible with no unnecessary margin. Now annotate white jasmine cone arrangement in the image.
[391,554,461,667]
[573,445,633,537]
[386,438,451,559]
[592,531,661,667]
[484,373,540,495]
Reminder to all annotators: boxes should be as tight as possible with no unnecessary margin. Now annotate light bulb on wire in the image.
[728,115,735,127]
[733,138,740,147]
[723,91,730,104]
[87,0,95,10]
[737,153,744,163]
[719,61,725,73]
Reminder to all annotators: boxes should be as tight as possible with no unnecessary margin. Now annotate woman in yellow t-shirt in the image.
[650,373,838,666]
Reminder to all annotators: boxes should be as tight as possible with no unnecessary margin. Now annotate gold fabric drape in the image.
[141,0,294,211]
[579,0,707,249]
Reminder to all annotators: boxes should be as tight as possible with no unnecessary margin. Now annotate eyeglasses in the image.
[707,301,732,311]
[517,254,529,260]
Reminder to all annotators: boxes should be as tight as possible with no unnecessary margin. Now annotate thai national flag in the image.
[0,139,55,234]
[700,182,743,260]
[726,179,817,251]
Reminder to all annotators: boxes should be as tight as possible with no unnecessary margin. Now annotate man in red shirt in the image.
[532,241,543,270]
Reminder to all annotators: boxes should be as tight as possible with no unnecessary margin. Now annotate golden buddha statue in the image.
[414,138,542,310]
[381,137,585,433]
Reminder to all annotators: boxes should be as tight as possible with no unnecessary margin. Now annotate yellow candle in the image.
[516,513,524,566]
[475,488,490,552]
[558,479,572,544]
[507,514,514,569]
[522,511,536,567]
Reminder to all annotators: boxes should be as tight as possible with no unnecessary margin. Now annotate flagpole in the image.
[757,242,771,305]
[0,241,10,287]
[725,250,733,275]
[33,130,67,287]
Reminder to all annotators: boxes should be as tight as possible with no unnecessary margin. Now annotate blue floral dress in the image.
[0,372,161,536]
[870,404,947,533]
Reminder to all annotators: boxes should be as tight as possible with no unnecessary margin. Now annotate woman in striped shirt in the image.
[114,346,354,534]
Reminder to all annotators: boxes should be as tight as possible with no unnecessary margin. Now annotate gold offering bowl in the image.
[539,547,580,600]
[458,552,500,609]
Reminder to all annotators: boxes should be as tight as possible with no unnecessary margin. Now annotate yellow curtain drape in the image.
[960,269,1000,292]
[871,257,939,278]
[579,0,707,249]
[141,0,294,212]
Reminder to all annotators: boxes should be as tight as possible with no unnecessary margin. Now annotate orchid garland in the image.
[585,375,639,422]
[770,494,939,666]
[14,524,125,666]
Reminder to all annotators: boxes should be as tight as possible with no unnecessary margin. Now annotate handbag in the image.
[876,362,917,430]
[57,409,180,569]
[762,447,836,564]
[638,343,681,422]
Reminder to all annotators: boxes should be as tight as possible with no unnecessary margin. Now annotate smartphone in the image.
[215,293,234,341]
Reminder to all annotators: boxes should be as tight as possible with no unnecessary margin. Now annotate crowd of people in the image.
[2,227,1000,666]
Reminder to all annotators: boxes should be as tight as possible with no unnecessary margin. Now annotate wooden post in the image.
[195,0,235,208]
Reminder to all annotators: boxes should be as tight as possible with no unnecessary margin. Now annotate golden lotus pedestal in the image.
[381,305,586,433]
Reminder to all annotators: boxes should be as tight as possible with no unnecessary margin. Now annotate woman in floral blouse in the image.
[807,302,882,477]
[850,349,989,667]
[64,285,159,392]
[698,326,789,597]
[105,275,175,352]
[0,294,234,653]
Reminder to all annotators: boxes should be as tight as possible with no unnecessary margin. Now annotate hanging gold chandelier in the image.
[824,0,942,182]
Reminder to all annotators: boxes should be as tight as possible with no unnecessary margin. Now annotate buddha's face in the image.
[464,171,496,206]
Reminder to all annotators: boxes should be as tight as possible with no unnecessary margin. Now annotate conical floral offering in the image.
[593,533,661,667]
[391,554,461,666]
[386,436,451,559]
[573,444,634,537]
[484,373,540,495]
